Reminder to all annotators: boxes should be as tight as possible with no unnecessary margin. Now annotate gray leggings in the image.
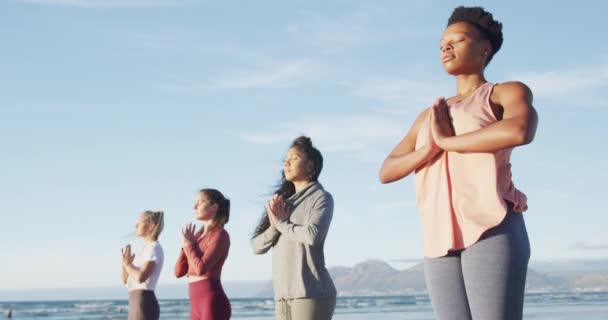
[275,296,336,320]
[424,211,530,320]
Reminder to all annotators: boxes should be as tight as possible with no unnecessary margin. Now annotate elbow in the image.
[252,247,268,255]
[521,135,534,146]
[378,168,393,184]
[379,172,391,184]
[251,241,267,255]
[521,129,535,145]
[513,127,533,146]
[379,172,399,184]
[379,162,406,184]
[136,275,148,283]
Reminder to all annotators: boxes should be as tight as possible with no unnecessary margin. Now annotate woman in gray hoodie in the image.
[251,136,337,320]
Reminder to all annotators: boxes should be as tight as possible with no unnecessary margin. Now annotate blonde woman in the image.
[121,210,165,320]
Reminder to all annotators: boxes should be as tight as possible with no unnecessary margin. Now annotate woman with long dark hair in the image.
[379,6,538,320]
[252,136,336,320]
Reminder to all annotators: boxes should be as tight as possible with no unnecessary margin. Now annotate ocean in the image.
[1,292,607,319]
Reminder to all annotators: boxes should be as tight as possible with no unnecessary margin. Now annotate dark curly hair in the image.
[447,6,503,66]
[251,136,323,238]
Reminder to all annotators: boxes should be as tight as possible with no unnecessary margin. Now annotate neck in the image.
[143,236,155,243]
[292,180,314,193]
[203,220,217,233]
[454,73,487,97]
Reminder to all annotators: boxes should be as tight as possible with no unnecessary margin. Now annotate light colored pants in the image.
[424,211,530,320]
[275,296,336,320]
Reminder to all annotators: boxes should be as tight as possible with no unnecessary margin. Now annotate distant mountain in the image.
[329,259,608,296]
[2,260,606,301]
[330,260,426,296]
[257,259,608,297]
[529,259,608,274]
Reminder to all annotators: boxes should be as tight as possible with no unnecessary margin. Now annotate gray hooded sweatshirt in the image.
[252,182,337,301]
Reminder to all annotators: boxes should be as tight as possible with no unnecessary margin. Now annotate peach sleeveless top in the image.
[414,82,527,258]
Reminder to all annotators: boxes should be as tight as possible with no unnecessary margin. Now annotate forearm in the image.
[440,118,532,153]
[123,263,142,282]
[379,146,437,183]
[275,220,322,246]
[274,195,333,246]
[174,251,188,278]
[183,237,227,276]
[121,267,128,285]
[251,226,280,254]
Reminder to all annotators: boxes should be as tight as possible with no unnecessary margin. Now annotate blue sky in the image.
[1,0,607,290]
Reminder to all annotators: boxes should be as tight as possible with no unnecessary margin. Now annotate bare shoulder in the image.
[492,81,533,104]
[410,107,431,132]
[416,107,431,122]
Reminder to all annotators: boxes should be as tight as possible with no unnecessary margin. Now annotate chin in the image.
[442,65,461,75]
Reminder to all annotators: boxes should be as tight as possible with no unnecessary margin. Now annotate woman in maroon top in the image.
[175,188,231,320]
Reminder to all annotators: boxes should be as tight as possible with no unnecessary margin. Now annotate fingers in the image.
[121,245,132,263]
[266,203,277,225]
[182,223,196,234]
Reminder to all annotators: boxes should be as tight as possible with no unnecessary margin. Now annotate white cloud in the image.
[239,76,450,161]
[512,61,608,106]
[240,113,411,163]
[212,60,319,89]
[17,0,186,8]
[355,77,452,113]
[286,5,431,53]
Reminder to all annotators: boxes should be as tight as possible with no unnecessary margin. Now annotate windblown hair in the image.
[251,136,323,238]
[448,6,503,66]
[142,210,164,241]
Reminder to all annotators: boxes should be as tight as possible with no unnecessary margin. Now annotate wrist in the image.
[437,136,454,151]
